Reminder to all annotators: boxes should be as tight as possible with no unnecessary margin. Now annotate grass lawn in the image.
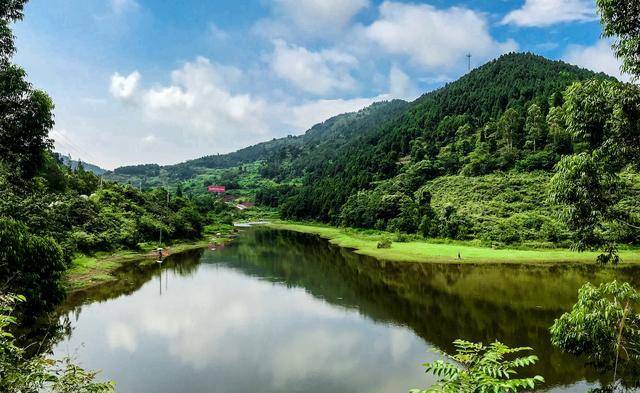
[267,222,640,265]
[65,239,214,291]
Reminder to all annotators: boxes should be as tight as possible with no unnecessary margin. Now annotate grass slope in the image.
[65,239,213,291]
[268,222,640,264]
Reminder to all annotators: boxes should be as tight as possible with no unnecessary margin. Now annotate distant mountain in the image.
[105,99,409,183]
[277,52,610,221]
[107,53,610,221]
[56,153,107,175]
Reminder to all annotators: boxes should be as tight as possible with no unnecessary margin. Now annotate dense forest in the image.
[108,53,640,251]
[2,0,640,391]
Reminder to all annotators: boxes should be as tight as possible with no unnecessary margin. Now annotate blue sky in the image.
[13,0,627,168]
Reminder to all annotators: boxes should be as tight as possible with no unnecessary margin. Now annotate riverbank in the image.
[65,237,223,292]
[267,222,640,264]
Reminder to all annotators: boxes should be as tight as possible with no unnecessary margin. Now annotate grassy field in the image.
[65,239,215,291]
[267,222,640,265]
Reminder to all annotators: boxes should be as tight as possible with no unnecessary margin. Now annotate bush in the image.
[550,281,640,371]
[0,218,66,311]
[377,238,393,249]
[412,340,544,393]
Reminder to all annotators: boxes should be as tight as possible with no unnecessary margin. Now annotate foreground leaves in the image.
[550,280,640,388]
[411,339,544,393]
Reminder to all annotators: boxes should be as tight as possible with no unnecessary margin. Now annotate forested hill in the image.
[277,52,607,221]
[57,153,107,175]
[105,99,409,184]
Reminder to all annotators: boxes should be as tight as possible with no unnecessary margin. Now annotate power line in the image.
[51,130,101,165]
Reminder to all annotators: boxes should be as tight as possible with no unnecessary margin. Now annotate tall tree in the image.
[524,103,547,152]
[597,0,640,79]
[0,0,26,63]
[497,108,519,151]
[550,79,640,263]
[546,105,571,154]
[0,0,53,179]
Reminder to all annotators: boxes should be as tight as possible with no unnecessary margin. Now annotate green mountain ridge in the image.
[105,99,409,184]
[108,53,606,186]
[103,52,639,248]
[56,153,107,176]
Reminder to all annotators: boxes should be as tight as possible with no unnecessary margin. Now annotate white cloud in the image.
[501,0,597,27]
[268,0,369,36]
[105,52,429,165]
[270,40,358,95]
[145,86,194,109]
[388,65,420,101]
[141,134,157,144]
[365,2,517,69]
[140,57,271,140]
[110,0,139,14]
[110,71,140,99]
[564,39,631,82]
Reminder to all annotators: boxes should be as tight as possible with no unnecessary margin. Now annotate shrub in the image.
[550,281,640,373]
[377,238,392,249]
[0,218,66,311]
[411,339,544,393]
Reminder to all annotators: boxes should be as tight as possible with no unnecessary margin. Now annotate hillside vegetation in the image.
[106,53,640,250]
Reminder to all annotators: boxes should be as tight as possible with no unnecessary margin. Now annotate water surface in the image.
[46,228,640,392]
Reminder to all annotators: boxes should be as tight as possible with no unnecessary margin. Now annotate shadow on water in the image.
[203,228,640,390]
[26,228,640,391]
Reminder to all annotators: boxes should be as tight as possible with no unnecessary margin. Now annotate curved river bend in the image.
[44,228,640,392]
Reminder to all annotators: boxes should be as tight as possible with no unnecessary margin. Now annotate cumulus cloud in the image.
[110,71,140,99]
[564,39,631,82]
[108,51,431,162]
[388,65,420,101]
[282,64,421,131]
[365,2,517,69]
[259,0,369,38]
[140,57,270,140]
[270,40,358,95]
[501,0,597,27]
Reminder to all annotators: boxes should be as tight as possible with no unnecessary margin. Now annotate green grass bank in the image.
[267,222,640,265]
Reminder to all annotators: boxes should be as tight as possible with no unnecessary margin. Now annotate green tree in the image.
[0,218,66,311]
[550,79,640,263]
[0,1,54,179]
[411,340,544,393]
[496,108,522,168]
[550,281,640,389]
[0,1,26,63]
[546,105,571,154]
[524,103,547,152]
[596,0,640,79]
[497,108,520,152]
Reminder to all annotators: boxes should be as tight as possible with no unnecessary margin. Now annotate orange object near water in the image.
[149,249,170,258]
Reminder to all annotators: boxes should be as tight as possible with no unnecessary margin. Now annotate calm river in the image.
[42,228,640,392]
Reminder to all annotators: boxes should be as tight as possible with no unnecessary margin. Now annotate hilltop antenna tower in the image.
[466,53,472,71]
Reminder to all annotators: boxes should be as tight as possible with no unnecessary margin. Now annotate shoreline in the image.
[65,236,227,292]
[266,222,640,265]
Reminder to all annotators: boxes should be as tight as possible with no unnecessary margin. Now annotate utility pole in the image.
[466,53,472,72]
